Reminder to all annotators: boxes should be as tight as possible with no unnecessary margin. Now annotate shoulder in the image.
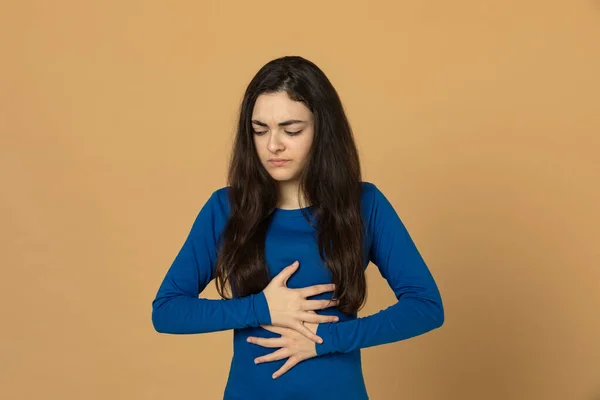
[359,181,400,224]
[190,186,232,232]
[211,186,231,204]
[202,186,232,217]
[360,181,385,207]
[360,181,378,197]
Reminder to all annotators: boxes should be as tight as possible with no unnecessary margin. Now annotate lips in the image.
[268,159,290,166]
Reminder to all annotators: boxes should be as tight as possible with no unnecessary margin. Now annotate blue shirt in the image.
[152,182,444,399]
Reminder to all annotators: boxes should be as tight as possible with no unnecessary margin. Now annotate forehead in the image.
[251,92,312,121]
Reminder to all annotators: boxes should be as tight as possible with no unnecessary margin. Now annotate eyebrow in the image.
[251,119,306,127]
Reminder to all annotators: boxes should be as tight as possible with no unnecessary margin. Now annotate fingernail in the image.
[255,359,260,364]
[318,338,323,344]
[272,374,277,379]
[247,338,252,343]
[334,317,339,322]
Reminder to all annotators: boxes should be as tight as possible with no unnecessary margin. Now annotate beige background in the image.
[2,1,599,399]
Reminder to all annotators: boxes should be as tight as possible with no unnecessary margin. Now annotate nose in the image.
[266,131,284,153]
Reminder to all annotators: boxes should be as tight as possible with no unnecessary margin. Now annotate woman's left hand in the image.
[247,321,319,379]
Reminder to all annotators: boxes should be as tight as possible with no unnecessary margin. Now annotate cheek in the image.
[298,136,314,158]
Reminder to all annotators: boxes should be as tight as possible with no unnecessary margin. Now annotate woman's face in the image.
[251,91,315,184]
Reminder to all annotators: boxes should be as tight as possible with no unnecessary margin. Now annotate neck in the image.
[276,180,308,210]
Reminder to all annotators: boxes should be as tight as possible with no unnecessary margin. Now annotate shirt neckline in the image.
[272,205,315,219]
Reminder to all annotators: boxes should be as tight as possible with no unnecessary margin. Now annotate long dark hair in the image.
[214,56,366,314]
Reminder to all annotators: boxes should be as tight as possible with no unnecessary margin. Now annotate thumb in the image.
[276,261,299,286]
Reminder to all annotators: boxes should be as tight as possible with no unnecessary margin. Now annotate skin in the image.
[248,319,319,379]
[251,91,315,209]
[250,92,324,378]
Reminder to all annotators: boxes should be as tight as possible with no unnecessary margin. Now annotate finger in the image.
[260,325,288,335]
[247,336,286,348]
[272,357,298,379]
[274,261,299,286]
[303,299,340,311]
[254,348,289,364]
[299,283,336,298]
[300,311,339,324]
[295,322,323,343]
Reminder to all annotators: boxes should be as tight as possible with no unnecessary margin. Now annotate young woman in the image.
[152,55,444,399]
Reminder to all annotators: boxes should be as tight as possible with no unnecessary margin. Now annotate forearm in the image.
[316,294,444,355]
[152,291,271,334]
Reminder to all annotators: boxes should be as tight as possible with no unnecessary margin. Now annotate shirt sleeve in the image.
[315,184,444,355]
[151,190,272,334]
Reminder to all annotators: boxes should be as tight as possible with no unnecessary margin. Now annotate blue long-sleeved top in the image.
[152,182,444,400]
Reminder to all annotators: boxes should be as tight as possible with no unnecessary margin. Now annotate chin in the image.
[269,175,295,182]
[267,170,298,182]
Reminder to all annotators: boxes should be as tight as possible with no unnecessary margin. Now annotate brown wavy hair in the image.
[214,56,366,314]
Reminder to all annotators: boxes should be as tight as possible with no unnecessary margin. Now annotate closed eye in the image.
[252,130,303,136]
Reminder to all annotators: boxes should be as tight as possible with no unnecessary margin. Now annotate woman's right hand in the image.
[262,261,339,344]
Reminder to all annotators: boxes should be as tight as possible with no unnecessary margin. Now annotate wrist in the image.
[315,322,337,356]
[253,291,272,326]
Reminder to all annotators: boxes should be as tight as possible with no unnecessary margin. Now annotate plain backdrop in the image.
[1,1,599,399]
